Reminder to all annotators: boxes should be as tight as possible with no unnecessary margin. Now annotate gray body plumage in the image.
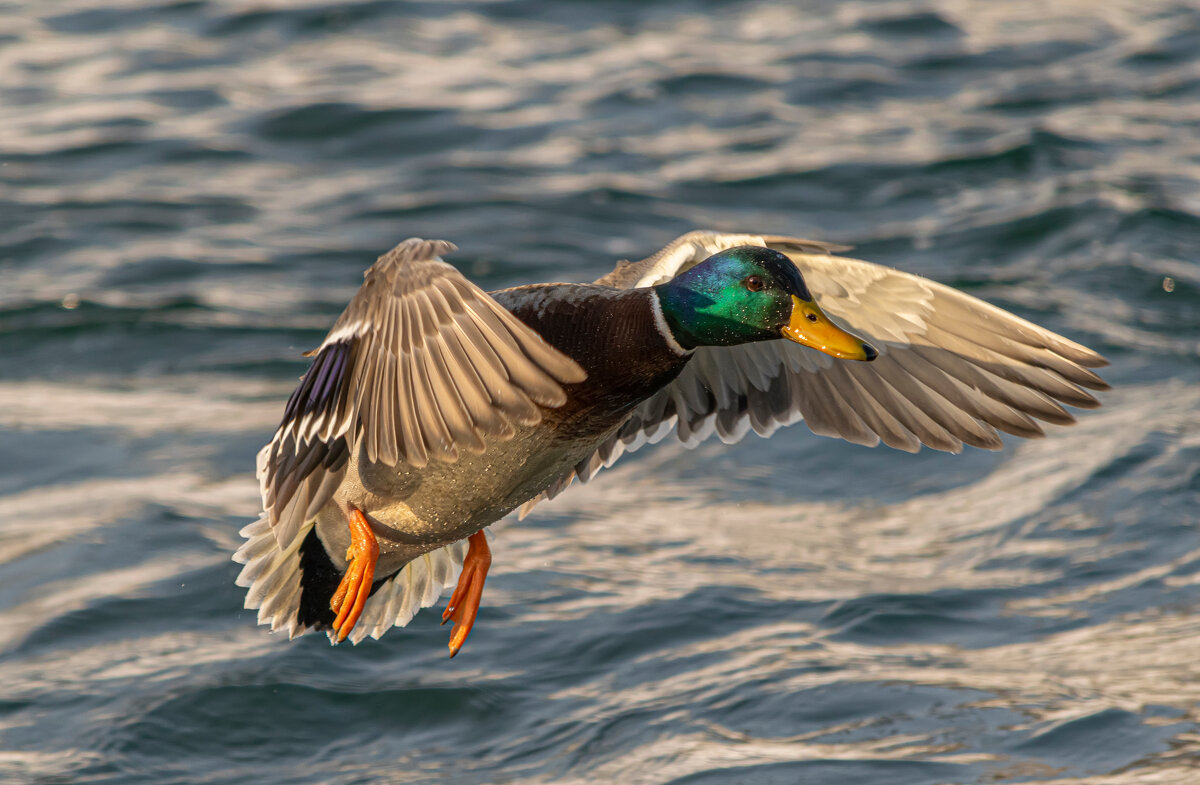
[315,419,598,576]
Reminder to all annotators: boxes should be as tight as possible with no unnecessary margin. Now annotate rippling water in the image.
[3,1,1200,783]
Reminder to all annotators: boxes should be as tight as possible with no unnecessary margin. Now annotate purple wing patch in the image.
[280,339,354,433]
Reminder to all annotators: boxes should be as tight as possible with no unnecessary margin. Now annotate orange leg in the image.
[440,530,492,657]
[330,507,379,643]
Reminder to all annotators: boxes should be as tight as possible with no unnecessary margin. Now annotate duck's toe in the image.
[330,507,379,643]
[441,530,492,657]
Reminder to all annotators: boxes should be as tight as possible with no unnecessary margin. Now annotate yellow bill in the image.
[781,295,877,361]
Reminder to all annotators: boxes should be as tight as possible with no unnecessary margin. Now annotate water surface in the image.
[2,1,1200,783]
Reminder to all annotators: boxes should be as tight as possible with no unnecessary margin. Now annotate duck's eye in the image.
[745,275,765,292]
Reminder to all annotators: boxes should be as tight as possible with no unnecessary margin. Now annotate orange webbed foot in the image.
[441,530,492,657]
[330,507,379,643]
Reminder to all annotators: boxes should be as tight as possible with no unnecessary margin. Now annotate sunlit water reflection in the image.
[2,1,1199,783]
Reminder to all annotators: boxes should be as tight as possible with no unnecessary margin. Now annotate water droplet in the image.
[61,293,80,309]
[1163,277,1175,293]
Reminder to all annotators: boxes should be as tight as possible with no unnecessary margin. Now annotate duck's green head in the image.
[653,246,877,360]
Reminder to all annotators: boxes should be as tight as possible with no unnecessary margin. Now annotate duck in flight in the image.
[234,231,1107,655]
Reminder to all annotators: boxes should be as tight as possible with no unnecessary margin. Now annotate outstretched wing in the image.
[521,230,1108,515]
[258,238,586,549]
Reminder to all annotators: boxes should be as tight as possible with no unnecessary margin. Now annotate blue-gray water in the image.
[2,1,1199,783]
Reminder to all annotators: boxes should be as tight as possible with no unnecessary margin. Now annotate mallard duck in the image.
[234,231,1107,655]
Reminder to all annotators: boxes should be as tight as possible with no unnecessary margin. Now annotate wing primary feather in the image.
[859,355,1001,450]
[380,351,401,466]
[450,312,536,429]
[411,344,459,462]
[940,319,1107,399]
[437,324,510,439]
[927,287,1109,370]
[855,361,962,451]
[368,340,389,465]
[881,348,1019,446]
[818,365,922,452]
[397,341,429,468]
[921,324,1099,410]
[365,297,394,465]
[908,344,1070,427]
[466,301,568,407]
[430,282,521,439]
[426,338,487,453]
[448,308,511,383]
[786,370,876,447]
[892,366,1002,449]
[841,361,962,452]
[465,315,544,424]
[449,277,585,385]
[352,335,380,464]
[413,289,487,452]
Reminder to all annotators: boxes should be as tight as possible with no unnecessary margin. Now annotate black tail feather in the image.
[297,527,393,633]
[297,528,340,630]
